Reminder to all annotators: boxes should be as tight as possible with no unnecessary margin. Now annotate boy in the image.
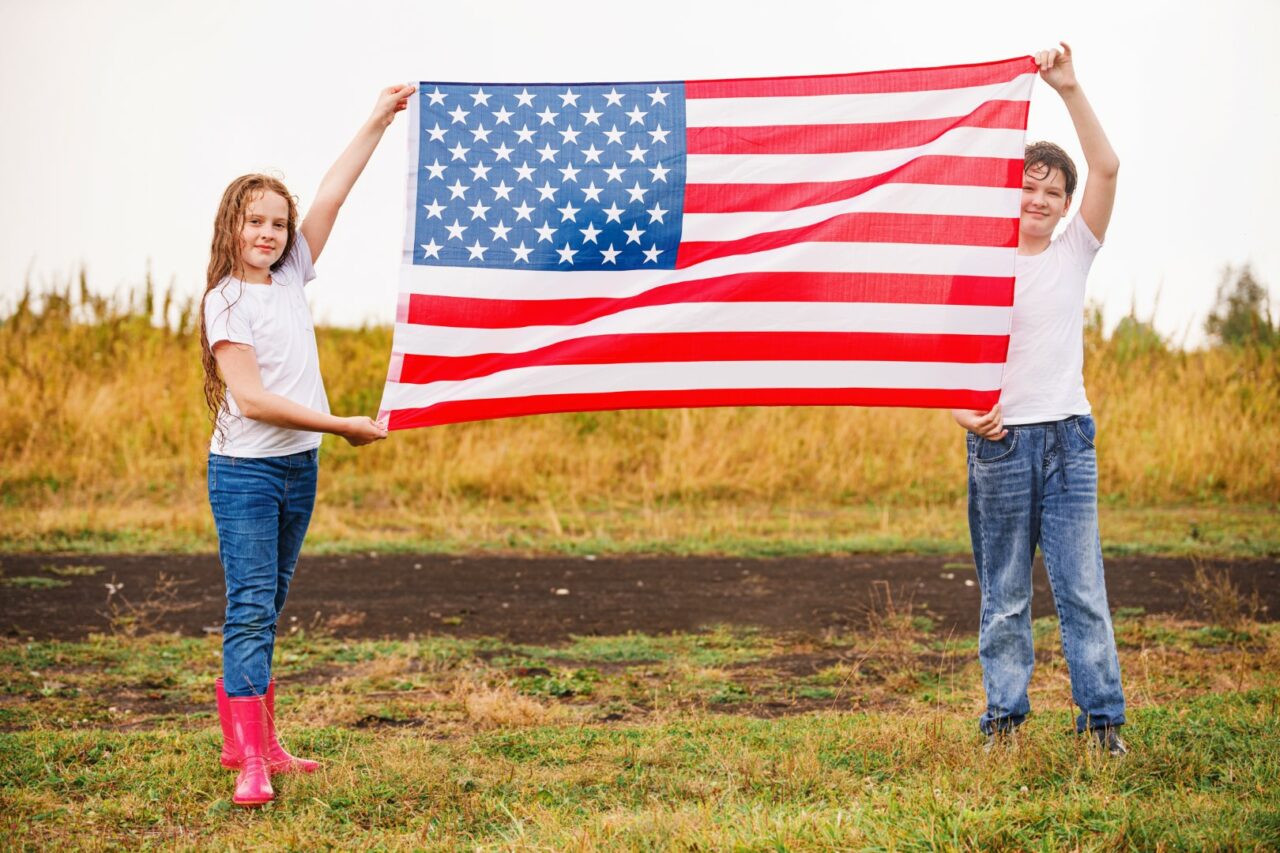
[952,43,1126,755]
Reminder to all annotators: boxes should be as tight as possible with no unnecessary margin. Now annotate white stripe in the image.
[392,302,1011,356]
[382,360,1004,409]
[401,90,421,264]
[681,184,1017,242]
[685,74,1035,127]
[398,241,1015,300]
[686,127,1025,184]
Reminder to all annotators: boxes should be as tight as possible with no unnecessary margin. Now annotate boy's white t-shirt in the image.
[1000,214,1102,425]
[204,233,330,457]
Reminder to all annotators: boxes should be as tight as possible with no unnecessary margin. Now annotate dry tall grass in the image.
[1,279,1276,545]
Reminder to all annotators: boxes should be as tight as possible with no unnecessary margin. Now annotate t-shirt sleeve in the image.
[204,284,255,349]
[276,231,318,286]
[1056,214,1103,274]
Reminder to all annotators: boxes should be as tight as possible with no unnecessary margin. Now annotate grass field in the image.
[2,603,1277,849]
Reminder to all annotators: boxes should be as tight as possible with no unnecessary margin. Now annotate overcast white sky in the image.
[2,0,1276,345]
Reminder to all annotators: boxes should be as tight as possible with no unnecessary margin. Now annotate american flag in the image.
[378,57,1035,429]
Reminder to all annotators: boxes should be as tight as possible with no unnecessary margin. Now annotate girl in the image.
[200,83,415,807]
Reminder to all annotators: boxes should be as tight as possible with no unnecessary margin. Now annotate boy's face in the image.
[1019,162,1071,241]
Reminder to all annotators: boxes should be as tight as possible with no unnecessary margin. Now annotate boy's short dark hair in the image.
[1024,141,1078,198]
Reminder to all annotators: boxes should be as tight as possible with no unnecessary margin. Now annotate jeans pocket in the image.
[1074,417,1097,449]
[973,431,1019,464]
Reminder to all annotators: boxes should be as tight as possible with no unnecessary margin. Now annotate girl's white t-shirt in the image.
[204,233,330,457]
[1000,214,1102,425]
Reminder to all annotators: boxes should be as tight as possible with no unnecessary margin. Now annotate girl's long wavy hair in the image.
[199,174,299,438]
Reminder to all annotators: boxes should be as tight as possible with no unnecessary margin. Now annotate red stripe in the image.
[387,387,1002,429]
[676,213,1017,268]
[404,273,1014,328]
[685,156,1022,213]
[398,332,1009,384]
[688,101,1029,155]
[685,57,1034,99]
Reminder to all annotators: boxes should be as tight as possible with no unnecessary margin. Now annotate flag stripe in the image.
[397,331,1009,384]
[684,156,1023,213]
[687,100,1029,154]
[685,75,1035,127]
[400,273,1015,328]
[685,56,1033,99]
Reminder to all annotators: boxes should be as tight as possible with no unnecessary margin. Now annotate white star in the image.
[514,162,536,182]
[646,203,667,224]
[648,162,670,183]
[470,88,491,106]
[625,182,648,203]
[469,162,491,181]
[558,88,580,107]
[647,124,671,144]
[648,86,669,105]
[603,125,625,145]
[467,200,490,220]
[536,181,558,201]
[470,124,491,143]
[557,200,580,221]
[490,180,513,201]
[512,200,535,221]
[445,219,467,241]
[627,144,648,163]
[579,222,602,244]
[603,162,626,182]
[491,142,514,162]
[536,143,558,162]
[427,87,447,105]
[422,199,445,219]
[623,223,645,244]
[420,238,443,259]
[626,105,648,125]
[534,221,556,242]
[466,240,488,260]
[600,243,621,264]
[515,88,536,108]
[424,158,447,179]
[580,106,603,125]
[643,244,662,263]
[558,163,581,183]
[447,179,469,199]
[514,124,536,144]
[511,240,533,263]
[488,220,511,241]
[558,126,581,145]
[448,105,470,124]
[536,106,559,125]
[556,242,578,264]
[426,122,447,142]
[603,88,625,107]
[492,106,513,125]
[581,143,603,164]
[448,141,470,161]
[602,202,624,223]
[580,181,604,203]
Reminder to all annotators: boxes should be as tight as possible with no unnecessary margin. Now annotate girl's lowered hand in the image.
[339,416,389,447]
[369,83,416,128]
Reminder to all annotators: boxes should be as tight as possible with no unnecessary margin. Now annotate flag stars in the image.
[556,243,578,264]
[490,180,513,201]
[557,200,580,221]
[625,182,648,203]
[536,181,558,201]
[515,125,536,144]
[448,105,470,124]
[426,87,446,105]
[511,240,533,263]
[603,125,625,145]
[515,88,536,107]
[491,105,514,125]
[647,125,670,144]
[426,122,447,142]
[536,106,559,125]
[447,179,469,199]
[488,220,511,241]
[467,200,491,221]
[580,106,603,125]
[643,245,662,263]
[470,88,491,106]
[625,105,648,125]
[581,143,603,164]
[469,162,491,181]
[623,223,645,244]
[420,238,442,259]
[603,163,625,182]
[470,124,492,143]
[536,143,558,162]
[646,203,668,224]
[648,162,670,182]
[581,181,604,202]
[514,162,536,182]
[603,88,625,107]
[558,126,581,145]
[600,243,621,264]
[558,88,580,107]
[448,141,470,161]
[602,202,624,223]
[491,142,514,162]
[534,221,556,242]
[626,143,648,163]
[422,199,445,218]
[647,86,669,105]
[512,200,535,221]
[424,159,447,179]
[558,163,581,183]
[466,240,489,260]
[579,222,602,244]
[445,219,467,241]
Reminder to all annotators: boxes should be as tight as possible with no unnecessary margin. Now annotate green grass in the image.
[1,612,1277,849]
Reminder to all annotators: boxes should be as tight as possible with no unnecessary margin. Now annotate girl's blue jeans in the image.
[966,415,1126,734]
[208,449,318,698]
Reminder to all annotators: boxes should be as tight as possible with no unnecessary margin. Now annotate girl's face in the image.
[238,191,290,281]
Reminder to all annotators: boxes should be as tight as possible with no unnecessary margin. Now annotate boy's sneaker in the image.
[1089,727,1128,757]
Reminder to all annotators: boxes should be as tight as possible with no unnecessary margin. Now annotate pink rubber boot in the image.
[228,696,274,807]
[215,678,239,769]
[264,680,320,774]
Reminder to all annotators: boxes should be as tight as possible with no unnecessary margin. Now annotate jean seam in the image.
[973,430,1019,465]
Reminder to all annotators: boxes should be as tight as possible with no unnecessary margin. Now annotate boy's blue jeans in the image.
[208,449,318,698]
[966,415,1125,734]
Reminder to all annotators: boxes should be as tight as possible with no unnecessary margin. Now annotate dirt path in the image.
[1,553,1275,643]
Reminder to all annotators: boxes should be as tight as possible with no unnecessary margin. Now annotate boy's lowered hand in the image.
[952,404,1007,440]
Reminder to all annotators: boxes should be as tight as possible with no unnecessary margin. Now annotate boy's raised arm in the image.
[1037,43,1119,242]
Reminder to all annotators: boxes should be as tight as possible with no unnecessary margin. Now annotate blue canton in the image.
[412,82,686,271]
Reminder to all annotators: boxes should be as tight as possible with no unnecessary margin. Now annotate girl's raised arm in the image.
[301,83,416,262]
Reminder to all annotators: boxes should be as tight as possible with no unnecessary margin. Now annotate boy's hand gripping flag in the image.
[379,57,1035,429]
